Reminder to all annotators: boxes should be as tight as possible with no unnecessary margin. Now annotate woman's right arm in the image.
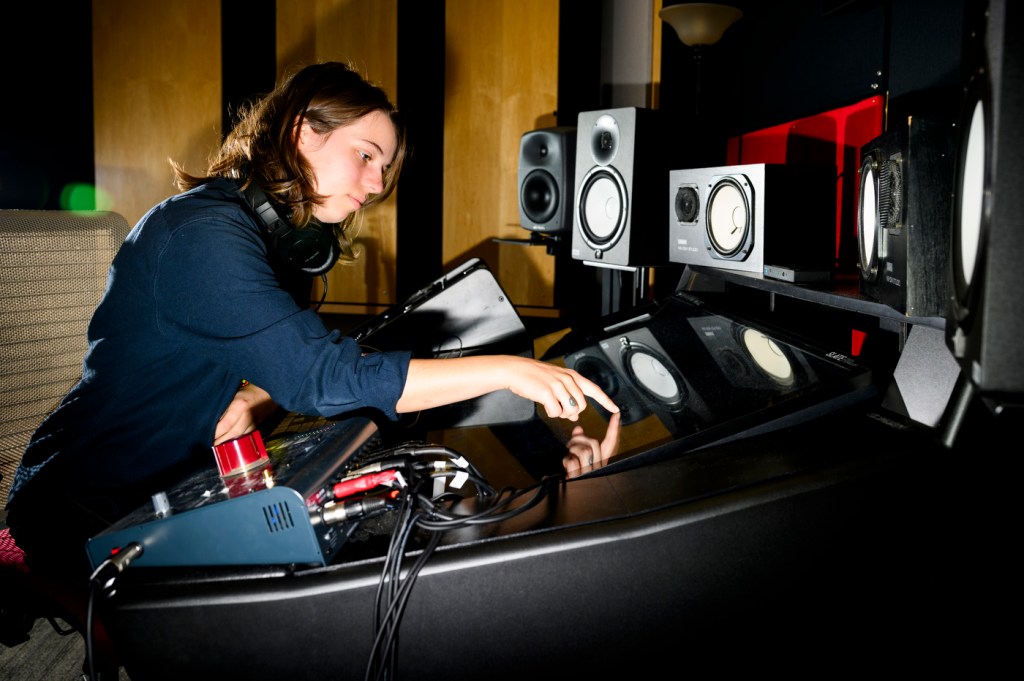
[395,354,619,423]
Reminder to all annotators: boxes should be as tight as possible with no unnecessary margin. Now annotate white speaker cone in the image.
[628,351,681,402]
[578,166,628,248]
[959,98,986,290]
[707,179,750,255]
[858,159,878,275]
[741,329,794,385]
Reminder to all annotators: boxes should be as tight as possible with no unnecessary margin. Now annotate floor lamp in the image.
[659,3,744,119]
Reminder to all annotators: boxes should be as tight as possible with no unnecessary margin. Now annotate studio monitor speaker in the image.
[667,163,836,274]
[568,327,711,437]
[572,108,677,268]
[857,116,956,318]
[946,0,1024,398]
[518,127,577,234]
[347,258,534,427]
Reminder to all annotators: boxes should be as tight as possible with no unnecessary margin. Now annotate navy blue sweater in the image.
[7,179,411,521]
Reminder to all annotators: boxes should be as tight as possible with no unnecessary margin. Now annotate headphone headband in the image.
[241,183,340,276]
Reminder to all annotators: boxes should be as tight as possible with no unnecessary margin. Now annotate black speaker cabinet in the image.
[668,163,836,275]
[946,0,1024,398]
[572,108,675,268]
[578,327,712,437]
[857,116,956,318]
[518,127,576,234]
[347,258,535,427]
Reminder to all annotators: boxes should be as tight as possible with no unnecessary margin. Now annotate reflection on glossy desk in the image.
[394,290,878,487]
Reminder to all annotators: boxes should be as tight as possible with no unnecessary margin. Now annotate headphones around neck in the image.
[241,183,340,276]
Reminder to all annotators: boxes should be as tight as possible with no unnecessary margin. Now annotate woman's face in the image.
[298,110,398,223]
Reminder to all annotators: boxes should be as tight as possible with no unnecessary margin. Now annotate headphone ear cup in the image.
[273,224,340,276]
[241,184,340,274]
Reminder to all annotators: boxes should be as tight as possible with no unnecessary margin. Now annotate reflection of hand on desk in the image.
[562,410,621,477]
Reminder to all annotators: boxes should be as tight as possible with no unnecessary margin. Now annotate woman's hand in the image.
[563,411,622,476]
[213,381,277,445]
[499,355,619,421]
[397,355,619,422]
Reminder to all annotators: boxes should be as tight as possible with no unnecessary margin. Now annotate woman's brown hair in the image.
[172,61,406,260]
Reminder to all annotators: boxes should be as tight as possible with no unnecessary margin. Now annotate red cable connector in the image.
[330,470,399,500]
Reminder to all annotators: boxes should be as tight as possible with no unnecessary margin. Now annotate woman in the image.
[5,61,617,580]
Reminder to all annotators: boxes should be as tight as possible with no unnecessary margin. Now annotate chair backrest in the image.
[0,209,131,505]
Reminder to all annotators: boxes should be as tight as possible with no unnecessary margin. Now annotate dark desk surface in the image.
[101,292,1000,680]
[105,402,988,680]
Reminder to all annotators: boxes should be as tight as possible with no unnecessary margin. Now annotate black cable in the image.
[360,447,560,680]
[83,541,144,680]
[366,493,417,681]
[414,476,558,530]
[85,581,100,681]
[378,528,441,679]
[313,273,329,311]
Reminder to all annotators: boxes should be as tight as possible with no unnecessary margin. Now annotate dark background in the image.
[0,0,970,299]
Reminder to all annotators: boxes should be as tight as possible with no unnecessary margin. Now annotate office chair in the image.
[0,208,130,676]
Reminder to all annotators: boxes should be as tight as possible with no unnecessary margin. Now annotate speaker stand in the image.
[492,233,564,257]
[598,265,649,316]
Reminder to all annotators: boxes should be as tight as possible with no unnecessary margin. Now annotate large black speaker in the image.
[857,116,956,318]
[572,108,676,268]
[518,127,576,235]
[946,0,1024,399]
[347,258,535,428]
[667,163,836,275]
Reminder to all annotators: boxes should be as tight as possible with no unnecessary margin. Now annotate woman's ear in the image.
[293,116,309,146]
[295,120,325,154]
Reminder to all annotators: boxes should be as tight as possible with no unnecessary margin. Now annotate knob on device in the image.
[213,431,272,496]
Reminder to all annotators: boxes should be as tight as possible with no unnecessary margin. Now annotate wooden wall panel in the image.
[93,0,221,229]
[90,0,569,313]
[444,0,560,312]
[279,0,400,313]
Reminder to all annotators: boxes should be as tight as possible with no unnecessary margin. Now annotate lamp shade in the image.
[660,3,743,46]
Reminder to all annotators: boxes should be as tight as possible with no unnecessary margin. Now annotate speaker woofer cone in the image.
[620,340,686,408]
[952,82,990,316]
[577,165,628,249]
[739,327,797,387]
[521,169,560,225]
[858,154,880,280]
[705,176,752,258]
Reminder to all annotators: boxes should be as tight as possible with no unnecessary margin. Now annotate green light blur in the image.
[59,183,115,211]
